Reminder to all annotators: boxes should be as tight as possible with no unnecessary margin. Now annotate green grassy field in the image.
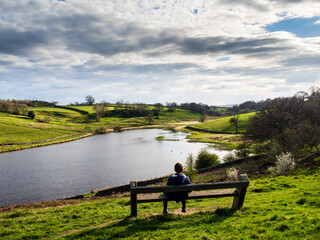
[193,112,256,133]
[64,105,97,114]
[0,106,204,152]
[0,112,84,144]
[0,167,319,239]
[186,132,243,149]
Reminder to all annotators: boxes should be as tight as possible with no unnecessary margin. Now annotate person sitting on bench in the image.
[163,162,191,214]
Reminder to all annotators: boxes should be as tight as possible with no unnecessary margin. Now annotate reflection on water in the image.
[0,129,230,206]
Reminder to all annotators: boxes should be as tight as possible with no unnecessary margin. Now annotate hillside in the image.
[0,164,319,239]
[192,112,255,134]
[0,106,203,153]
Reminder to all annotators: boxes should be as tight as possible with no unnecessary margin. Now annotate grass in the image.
[1,167,319,239]
[186,132,243,149]
[0,107,204,153]
[154,136,180,141]
[193,112,256,134]
[64,105,97,114]
[0,112,84,144]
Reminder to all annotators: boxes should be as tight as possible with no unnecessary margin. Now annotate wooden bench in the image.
[130,174,249,216]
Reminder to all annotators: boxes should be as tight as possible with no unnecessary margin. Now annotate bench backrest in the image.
[130,174,249,194]
[130,174,249,216]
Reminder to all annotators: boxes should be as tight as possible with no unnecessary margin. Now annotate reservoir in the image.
[0,129,230,206]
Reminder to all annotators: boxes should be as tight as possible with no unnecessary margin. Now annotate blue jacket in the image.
[167,173,191,186]
[166,173,191,201]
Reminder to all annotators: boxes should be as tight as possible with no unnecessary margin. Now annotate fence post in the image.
[130,181,138,217]
[232,174,249,209]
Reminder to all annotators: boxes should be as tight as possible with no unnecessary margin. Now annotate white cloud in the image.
[0,0,319,104]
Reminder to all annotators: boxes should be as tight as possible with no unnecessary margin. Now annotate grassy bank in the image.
[193,112,255,134]
[186,132,243,149]
[0,106,203,153]
[0,166,319,239]
[184,112,256,149]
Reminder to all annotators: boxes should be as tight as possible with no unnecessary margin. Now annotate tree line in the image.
[246,87,320,158]
[0,99,57,116]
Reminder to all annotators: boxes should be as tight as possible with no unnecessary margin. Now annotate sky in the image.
[0,0,320,105]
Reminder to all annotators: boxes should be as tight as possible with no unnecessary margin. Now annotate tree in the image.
[246,87,320,157]
[85,95,95,105]
[245,96,305,142]
[28,111,36,119]
[145,112,154,124]
[93,103,106,121]
[199,115,206,123]
[154,103,164,114]
[229,114,240,133]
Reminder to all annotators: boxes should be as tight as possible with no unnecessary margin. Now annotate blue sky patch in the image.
[265,17,320,38]
[217,57,230,62]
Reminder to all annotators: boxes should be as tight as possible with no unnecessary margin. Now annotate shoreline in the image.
[0,156,255,209]
[0,122,197,154]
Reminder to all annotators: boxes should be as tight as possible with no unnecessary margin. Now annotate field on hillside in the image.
[193,112,256,133]
[31,107,84,123]
[0,106,204,152]
[0,167,319,239]
[0,112,84,145]
[64,105,97,114]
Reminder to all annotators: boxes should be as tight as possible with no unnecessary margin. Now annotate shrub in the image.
[194,149,220,170]
[84,126,92,132]
[185,153,195,171]
[183,169,197,181]
[226,167,239,181]
[94,126,107,134]
[235,142,251,159]
[28,110,36,119]
[167,106,176,112]
[145,112,154,124]
[113,126,122,132]
[36,116,51,123]
[222,152,237,163]
[268,152,296,177]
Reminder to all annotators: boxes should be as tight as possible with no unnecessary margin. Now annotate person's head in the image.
[174,162,183,174]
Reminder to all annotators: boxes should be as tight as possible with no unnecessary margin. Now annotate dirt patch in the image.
[0,192,131,213]
[0,199,88,213]
[57,219,120,238]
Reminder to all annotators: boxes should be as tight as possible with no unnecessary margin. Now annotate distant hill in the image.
[191,112,256,134]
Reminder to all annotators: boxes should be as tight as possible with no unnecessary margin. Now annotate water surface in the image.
[0,129,230,206]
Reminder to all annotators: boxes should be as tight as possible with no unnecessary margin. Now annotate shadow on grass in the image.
[63,208,236,239]
[14,116,31,120]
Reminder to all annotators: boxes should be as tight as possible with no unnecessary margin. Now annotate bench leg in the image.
[130,191,137,217]
[163,200,168,214]
[233,174,249,209]
[232,186,247,209]
[130,181,137,217]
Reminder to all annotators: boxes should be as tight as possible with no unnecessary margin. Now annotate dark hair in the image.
[174,162,183,173]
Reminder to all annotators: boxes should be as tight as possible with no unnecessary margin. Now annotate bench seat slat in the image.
[135,182,248,194]
[137,189,238,203]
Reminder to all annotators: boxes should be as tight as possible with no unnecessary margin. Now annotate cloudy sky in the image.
[1,0,320,105]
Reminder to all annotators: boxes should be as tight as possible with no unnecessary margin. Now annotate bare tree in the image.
[199,115,206,123]
[85,95,95,105]
[229,114,240,133]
